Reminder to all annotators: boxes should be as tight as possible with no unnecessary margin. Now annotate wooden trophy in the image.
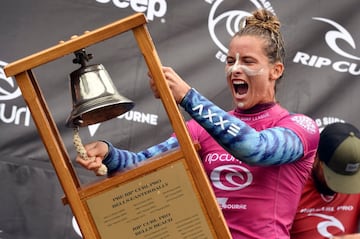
[4,13,232,239]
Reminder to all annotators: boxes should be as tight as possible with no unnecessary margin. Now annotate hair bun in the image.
[247,9,280,33]
[236,8,285,64]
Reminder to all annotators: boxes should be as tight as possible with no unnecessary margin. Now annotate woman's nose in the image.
[232,64,244,76]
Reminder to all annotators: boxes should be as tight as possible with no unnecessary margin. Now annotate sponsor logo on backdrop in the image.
[293,17,360,76]
[88,111,158,137]
[0,60,30,127]
[72,217,82,238]
[205,0,276,63]
[315,116,345,132]
[95,0,168,22]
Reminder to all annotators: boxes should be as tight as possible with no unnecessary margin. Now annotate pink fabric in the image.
[186,104,319,238]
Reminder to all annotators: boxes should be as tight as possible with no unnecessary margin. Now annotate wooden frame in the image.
[4,13,231,239]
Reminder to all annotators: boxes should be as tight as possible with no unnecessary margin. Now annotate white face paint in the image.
[237,102,245,108]
[226,53,264,77]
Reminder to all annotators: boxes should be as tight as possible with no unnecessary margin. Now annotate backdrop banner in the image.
[1,0,359,238]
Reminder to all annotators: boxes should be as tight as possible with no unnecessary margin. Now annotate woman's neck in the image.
[235,102,276,114]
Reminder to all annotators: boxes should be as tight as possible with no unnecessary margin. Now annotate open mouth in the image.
[233,80,248,96]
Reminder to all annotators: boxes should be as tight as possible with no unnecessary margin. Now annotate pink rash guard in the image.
[103,89,320,238]
[185,103,319,238]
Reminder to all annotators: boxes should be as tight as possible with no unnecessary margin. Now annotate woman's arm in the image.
[76,137,179,175]
[102,137,179,174]
[180,88,304,166]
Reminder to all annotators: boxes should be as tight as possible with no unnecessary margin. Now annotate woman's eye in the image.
[226,59,235,65]
[243,58,256,64]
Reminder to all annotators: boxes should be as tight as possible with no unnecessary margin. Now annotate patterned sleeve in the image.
[102,137,179,174]
[180,88,304,166]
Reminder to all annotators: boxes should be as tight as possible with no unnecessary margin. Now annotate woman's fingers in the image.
[75,141,108,172]
[148,66,190,103]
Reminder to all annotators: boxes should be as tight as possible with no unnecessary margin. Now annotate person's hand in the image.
[149,66,191,104]
[75,141,109,174]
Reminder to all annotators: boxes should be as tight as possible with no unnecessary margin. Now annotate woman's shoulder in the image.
[275,105,318,133]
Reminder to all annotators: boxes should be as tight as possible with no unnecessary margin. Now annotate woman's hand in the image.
[75,141,109,174]
[149,66,191,104]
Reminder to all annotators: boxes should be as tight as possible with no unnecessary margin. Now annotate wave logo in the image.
[0,60,30,127]
[211,165,252,191]
[308,213,344,238]
[0,61,21,101]
[206,0,276,63]
[293,17,360,75]
[95,0,168,22]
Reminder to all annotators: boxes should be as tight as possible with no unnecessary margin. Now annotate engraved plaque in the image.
[86,160,214,238]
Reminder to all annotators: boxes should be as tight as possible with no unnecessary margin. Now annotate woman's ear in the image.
[270,62,284,80]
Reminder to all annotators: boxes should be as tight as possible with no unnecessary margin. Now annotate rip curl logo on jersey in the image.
[308,213,345,238]
[95,0,168,22]
[293,17,360,75]
[211,165,252,191]
[205,0,276,63]
[291,115,318,134]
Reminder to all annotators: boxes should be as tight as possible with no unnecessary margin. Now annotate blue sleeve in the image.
[102,137,179,174]
[180,88,304,166]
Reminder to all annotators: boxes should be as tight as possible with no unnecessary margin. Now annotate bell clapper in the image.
[73,127,108,176]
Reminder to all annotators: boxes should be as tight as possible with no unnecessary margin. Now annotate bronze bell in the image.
[66,50,134,127]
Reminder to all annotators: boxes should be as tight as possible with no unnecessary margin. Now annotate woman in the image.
[77,9,319,238]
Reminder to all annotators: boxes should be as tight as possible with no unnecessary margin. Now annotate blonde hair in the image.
[235,9,285,65]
